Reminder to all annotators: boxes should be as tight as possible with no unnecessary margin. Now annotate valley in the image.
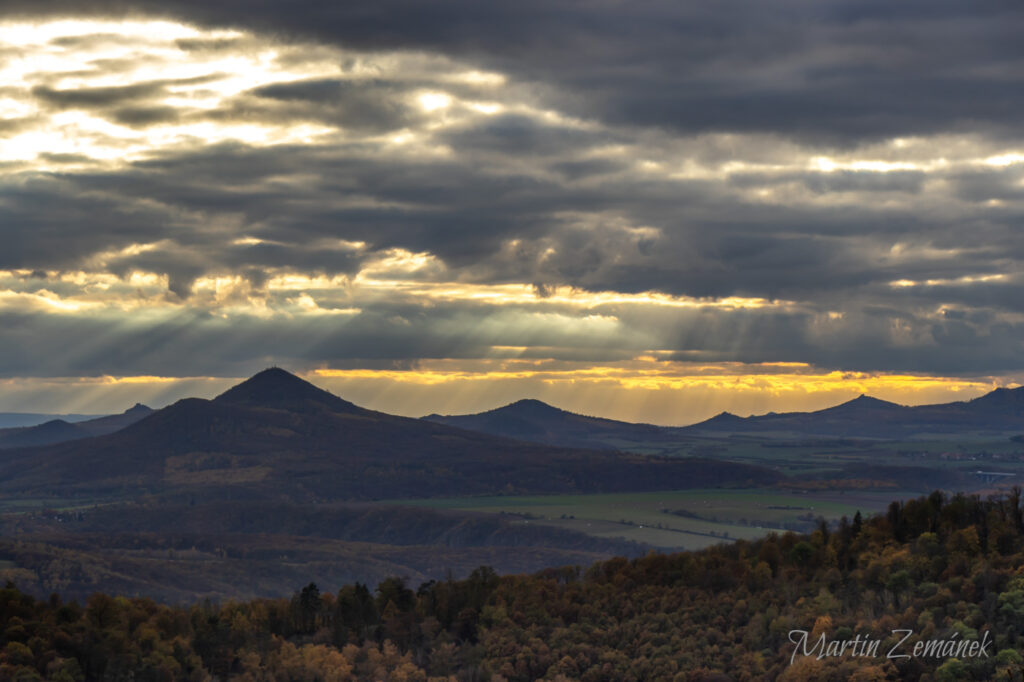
[0,368,1020,603]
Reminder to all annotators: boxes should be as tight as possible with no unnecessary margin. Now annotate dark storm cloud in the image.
[873,280,1024,314]
[439,114,606,156]
[0,118,32,134]
[2,283,1021,379]
[0,174,181,271]
[109,105,181,126]
[174,36,254,53]
[247,78,418,132]
[728,170,927,195]
[49,32,142,49]
[645,304,1024,376]
[947,166,1024,203]
[0,298,634,379]
[25,73,228,128]
[8,0,1023,144]
[32,82,165,108]
[4,136,1020,309]
[3,0,1024,379]
[549,158,629,182]
[96,143,570,261]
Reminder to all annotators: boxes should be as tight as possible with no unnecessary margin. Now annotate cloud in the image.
[7,0,1015,145]
[31,82,166,108]
[0,8,1023,397]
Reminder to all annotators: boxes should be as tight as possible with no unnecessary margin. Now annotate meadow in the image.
[392,488,908,550]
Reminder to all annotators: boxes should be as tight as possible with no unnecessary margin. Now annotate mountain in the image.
[816,394,903,415]
[427,387,1024,445]
[0,403,153,449]
[213,366,364,414]
[0,419,84,449]
[962,386,1024,416]
[0,369,780,503]
[685,387,1024,438]
[0,412,100,429]
[423,393,940,445]
[0,369,782,602]
[424,398,677,450]
[690,411,746,429]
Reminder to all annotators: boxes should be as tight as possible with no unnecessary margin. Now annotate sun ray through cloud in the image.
[1,7,1023,420]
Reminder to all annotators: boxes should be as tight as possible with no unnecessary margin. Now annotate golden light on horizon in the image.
[311,360,1001,395]
[3,16,1022,426]
[309,359,1014,425]
[0,363,1013,425]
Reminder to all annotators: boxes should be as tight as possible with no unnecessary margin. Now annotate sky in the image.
[1,1,1023,425]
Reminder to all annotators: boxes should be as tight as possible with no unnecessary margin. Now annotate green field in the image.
[583,433,1024,486]
[391,488,907,550]
[619,433,1021,461]
[0,496,116,514]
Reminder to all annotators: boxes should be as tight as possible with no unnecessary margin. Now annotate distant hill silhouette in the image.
[424,398,674,450]
[0,403,153,449]
[697,412,747,429]
[0,369,779,502]
[817,394,903,414]
[213,367,365,414]
[428,388,1024,443]
[967,386,1024,416]
[0,412,100,429]
[685,388,1024,438]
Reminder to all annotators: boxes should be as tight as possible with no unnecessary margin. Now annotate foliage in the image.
[2,490,1024,680]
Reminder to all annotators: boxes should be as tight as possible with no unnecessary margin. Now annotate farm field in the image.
[588,435,1024,488]
[0,496,110,514]
[391,488,908,550]
[608,434,1024,465]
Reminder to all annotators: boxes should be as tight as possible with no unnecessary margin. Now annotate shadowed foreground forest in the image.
[3,491,1024,681]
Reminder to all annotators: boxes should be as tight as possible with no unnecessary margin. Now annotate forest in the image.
[2,490,1024,681]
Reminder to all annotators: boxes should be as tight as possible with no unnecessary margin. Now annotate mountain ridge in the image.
[424,386,1024,444]
[0,412,101,429]
[686,386,1024,437]
[213,367,367,414]
[0,403,154,449]
[424,397,672,450]
[0,368,780,502]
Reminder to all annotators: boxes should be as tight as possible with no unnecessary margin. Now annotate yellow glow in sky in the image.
[0,362,1014,424]
[2,17,1021,424]
[890,273,1010,288]
[417,92,453,111]
[309,359,1015,425]
[0,265,795,319]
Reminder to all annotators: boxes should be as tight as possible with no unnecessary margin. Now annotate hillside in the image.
[425,389,1024,446]
[5,501,647,555]
[0,369,784,603]
[0,490,1021,680]
[0,412,99,429]
[0,368,780,503]
[0,419,84,450]
[0,502,648,602]
[0,403,153,449]
[686,388,1024,438]
[424,398,679,450]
